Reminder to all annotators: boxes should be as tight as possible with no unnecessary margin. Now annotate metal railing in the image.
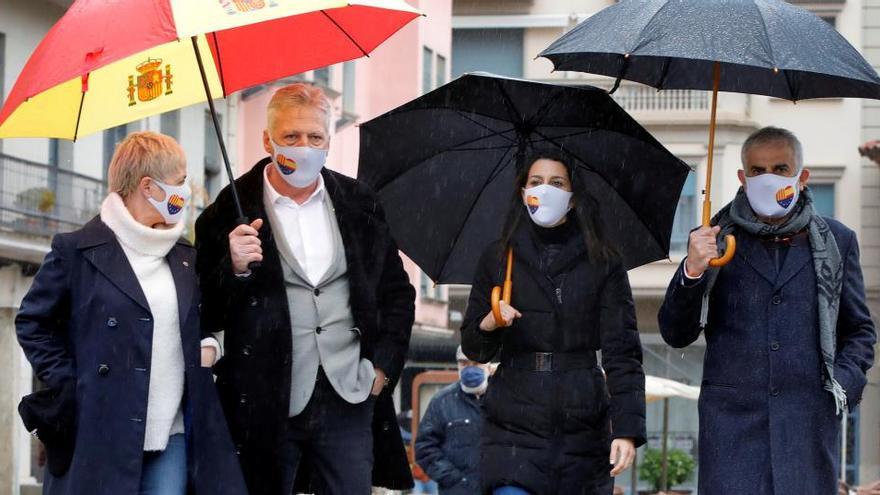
[0,153,105,238]
[610,85,710,112]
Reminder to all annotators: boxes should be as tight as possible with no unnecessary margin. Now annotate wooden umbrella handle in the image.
[709,235,736,267]
[490,249,514,327]
[703,62,736,268]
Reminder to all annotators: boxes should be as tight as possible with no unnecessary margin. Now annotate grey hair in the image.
[267,83,332,132]
[740,126,804,171]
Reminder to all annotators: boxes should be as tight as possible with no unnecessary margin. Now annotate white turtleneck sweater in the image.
[100,193,187,452]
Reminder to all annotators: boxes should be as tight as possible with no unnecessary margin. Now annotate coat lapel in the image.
[323,170,374,302]
[511,227,560,307]
[735,232,777,286]
[77,217,150,312]
[166,242,195,327]
[774,233,812,290]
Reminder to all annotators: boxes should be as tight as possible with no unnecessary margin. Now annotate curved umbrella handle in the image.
[708,234,736,267]
[490,249,514,327]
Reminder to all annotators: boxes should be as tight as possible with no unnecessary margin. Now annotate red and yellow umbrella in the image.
[0,0,422,140]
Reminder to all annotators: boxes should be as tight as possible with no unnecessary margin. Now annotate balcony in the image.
[0,153,105,240]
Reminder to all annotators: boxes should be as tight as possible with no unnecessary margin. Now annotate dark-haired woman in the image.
[461,155,646,495]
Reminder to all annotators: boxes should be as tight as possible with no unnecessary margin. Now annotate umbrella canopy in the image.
[539,0,880,101]
[645,375,700,403]
[358,72,691,284]
[0,0,421,140]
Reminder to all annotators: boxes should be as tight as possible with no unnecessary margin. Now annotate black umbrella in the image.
[358,72,691,286]
[539,0,880,267]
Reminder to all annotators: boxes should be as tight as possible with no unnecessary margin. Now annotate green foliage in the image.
[638,448,696,492]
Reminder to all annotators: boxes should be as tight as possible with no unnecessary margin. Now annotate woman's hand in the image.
[479,301,521,331]
[609,438,636,476]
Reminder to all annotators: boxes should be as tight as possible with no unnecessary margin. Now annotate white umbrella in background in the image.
[637,376,701,494]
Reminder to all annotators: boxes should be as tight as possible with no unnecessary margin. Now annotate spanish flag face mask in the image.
[268,137,328,189]
[744,172,801,219]
[147,178,191,225]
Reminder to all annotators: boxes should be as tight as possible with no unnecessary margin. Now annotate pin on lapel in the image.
[182,261,190,267]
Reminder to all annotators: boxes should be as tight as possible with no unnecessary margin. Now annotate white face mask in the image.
[147,178,191,225]
[268,136,328,188]
[744,173,801,219]
[523,184,573,227]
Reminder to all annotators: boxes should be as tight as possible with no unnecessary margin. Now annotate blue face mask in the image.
[460,366,486,388]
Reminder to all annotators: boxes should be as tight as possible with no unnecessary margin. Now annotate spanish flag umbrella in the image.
[0,0,421,218]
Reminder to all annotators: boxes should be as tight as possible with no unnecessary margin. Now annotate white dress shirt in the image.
[263,167,334,286]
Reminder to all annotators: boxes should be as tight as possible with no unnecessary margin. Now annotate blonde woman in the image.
[16,132,246,495]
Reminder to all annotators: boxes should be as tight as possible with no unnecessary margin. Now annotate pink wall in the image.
[234,0,453,329]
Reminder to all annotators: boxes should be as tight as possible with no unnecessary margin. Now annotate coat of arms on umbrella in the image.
[220,0,278,15]
[127,58,173,107]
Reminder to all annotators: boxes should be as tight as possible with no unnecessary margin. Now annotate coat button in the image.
[239,394,248,405]
[770,387,780,396]
[316,326,323,334]
[770,342,780,351]
[249,297,258,307]
[314,288,321,296]
[771,295,782,305]
[97,364,110,376]
[242,345,251,356]
[106,317,118,327]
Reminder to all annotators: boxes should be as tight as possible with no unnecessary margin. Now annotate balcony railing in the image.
[0,153,105,238]
[610,85,710,112]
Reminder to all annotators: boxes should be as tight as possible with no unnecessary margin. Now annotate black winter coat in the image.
[414,382,483,494]
[15,217,247,495]
[461,222,646,494]
[194,159,416,494]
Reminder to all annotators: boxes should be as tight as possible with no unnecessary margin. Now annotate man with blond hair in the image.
[195,83,415,495]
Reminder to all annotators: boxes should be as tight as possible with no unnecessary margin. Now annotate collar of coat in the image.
[74,216,196,322]
[510,220,588,277]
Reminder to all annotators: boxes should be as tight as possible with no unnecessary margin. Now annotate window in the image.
[342,61,356,115]
[103,124,130,180]
[204,110,223,199]
[161,110,180,141]
[436,54,447,88]
[810,183,835,218]
[452,28,524,78]
[313,66,331,88]
[422,47,434,94]
[670,169,697,253]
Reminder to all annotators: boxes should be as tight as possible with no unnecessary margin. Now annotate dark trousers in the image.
[280,368,374,495]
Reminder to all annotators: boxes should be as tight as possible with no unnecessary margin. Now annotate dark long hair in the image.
[498,150,618,264]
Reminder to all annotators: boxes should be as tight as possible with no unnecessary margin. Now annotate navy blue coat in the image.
[659,218,875,495]
[415,382,483,494]
[15,217,247,495]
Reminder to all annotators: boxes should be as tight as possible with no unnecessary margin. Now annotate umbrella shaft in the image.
[190,36,246,221]
[702,62,721,227]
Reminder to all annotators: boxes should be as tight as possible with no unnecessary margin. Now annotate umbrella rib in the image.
[454,110,518,145]
[531,128,673,254]
[321,10,369,58]
[528,129,596,145]
[72,87,86,142]
[525,88,567,128]
[494,79,525,127]
[369,130,514,191]
[436,146,515,282]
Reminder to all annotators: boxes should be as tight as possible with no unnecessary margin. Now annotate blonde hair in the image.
[267,83,332,132]
[108,131,186,198]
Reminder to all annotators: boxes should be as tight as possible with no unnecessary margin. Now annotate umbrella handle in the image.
[236,216,262,271]
[708,234,736,267]
[490,249,514,327]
